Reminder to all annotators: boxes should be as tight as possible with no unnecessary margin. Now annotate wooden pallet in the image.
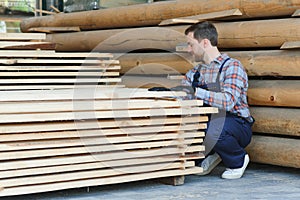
[0,88,217,196]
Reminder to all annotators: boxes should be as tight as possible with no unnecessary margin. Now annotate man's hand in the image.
[148,87,171,91]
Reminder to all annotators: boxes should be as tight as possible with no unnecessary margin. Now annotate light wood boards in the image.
[0,48,120,90]
[0,87,214,196]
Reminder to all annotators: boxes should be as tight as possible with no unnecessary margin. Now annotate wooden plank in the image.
[0,33,46,40]
[0,50,113,58]
[0,58,119,65]
[0,65,121,71]
[0,116,208,134]
[158,176,185,186]
[159,9,242,26]
[28,26,81,33]
[250,107,300,137]
[0,107,217,123]
[292,9,300,17]
[0,88,186,101]
[0,72,120,77]
[0,161,194,188]
[0,132,204,151]
[0,156,195,179]
[0,142,205,161]
[248,80,300,107]
[0,167,202,196]
[0,78,122,84]
[0,99,203,114]
[0,125,206,142]
[0,146,203,171]
[246,135,300,168]
[280,41,300,49]
[0,85,124,91]
[0,42,56,50]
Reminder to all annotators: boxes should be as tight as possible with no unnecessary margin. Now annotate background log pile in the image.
[19,0,300,169]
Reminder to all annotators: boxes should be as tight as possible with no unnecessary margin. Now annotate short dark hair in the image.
[185,21,218,46]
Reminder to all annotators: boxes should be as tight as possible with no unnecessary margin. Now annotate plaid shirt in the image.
[182,54,251,119]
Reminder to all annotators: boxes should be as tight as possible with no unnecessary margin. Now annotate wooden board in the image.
[292,9,300,17]
[0,33,46,40]
[280,41,300,49]
[28,26,81,33]
[0,115,208,134]
[159,9,242,26]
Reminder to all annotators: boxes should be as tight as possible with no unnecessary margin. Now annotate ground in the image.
[2,163,300,200]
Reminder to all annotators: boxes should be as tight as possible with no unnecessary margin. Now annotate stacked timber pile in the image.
[20,0,300,169]
[0,88,217,196]
[0,33,121,90]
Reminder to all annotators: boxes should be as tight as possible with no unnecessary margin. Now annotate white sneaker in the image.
[196,153,221,175]
[221,154,250,179]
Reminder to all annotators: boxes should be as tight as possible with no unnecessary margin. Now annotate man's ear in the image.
[203,39,211,48]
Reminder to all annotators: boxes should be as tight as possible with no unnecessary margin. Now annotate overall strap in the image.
[216,57,231,82]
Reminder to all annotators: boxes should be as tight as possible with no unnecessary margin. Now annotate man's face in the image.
[186,32,205,62]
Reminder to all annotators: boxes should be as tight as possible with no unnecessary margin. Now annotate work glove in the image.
[170,85,195,95]
[148,87,171,91]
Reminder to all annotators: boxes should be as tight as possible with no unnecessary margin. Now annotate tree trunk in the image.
[21,0,300,32]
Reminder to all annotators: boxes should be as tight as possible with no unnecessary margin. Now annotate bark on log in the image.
[250,107,300,137]
[246,135,300,168]
[118,50,300,76]
[45,18,300,52]
[20,0,300,32]
[248,80,300,107]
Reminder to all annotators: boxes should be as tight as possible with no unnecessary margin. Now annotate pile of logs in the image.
[19,0,300,170]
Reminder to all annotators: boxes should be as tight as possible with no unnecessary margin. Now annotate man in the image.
[183,21,254,179]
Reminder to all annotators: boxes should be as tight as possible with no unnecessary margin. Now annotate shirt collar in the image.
[213,53,229,65]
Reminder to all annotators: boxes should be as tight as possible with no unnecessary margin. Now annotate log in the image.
[119,50,300,76]
[246,135,300,168]
[28,26,81,33]
[20,0,300,32]
[248,80,300,107]
[250,107,300,137]
[45,18,300,52]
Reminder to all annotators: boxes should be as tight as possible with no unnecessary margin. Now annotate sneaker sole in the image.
[195,157,222,176]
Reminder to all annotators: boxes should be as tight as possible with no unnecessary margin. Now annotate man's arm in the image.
[195,61,248,111]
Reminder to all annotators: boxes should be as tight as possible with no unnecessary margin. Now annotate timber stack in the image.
[18,0,300,179]
[0,32,219,196]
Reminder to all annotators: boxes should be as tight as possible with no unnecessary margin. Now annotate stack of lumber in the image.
[0,33,121,90]
[0,88,217,196]
[19,0,300,168]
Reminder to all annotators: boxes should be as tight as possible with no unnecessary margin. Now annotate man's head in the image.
[185,21,218,62]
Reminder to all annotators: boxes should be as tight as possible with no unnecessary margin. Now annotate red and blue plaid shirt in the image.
[182,54,251,119]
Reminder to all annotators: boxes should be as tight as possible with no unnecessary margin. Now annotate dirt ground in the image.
[2,162,299,200]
